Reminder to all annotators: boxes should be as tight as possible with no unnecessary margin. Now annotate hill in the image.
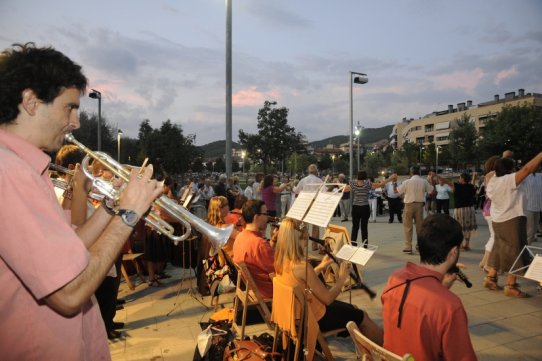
[199,124,394,158]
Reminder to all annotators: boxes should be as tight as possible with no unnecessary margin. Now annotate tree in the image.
[73,111,115,155]
[479,104,542,162]
[287,152,317,176]
[238,101,306,174]
[136,119,202,176]
[449,113,479,169]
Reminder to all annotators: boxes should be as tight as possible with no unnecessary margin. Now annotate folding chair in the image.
[346,321,414,361]
[231,262,273,339]
[120,252,145,290]
[272,277,345,361]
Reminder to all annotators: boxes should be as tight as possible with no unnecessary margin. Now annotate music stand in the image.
[509,245,542,282]
[167,224,210,317]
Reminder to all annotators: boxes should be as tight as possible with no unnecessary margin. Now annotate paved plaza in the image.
[109,211,542,361]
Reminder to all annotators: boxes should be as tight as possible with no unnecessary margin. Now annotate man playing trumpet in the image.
[0,43,162,360]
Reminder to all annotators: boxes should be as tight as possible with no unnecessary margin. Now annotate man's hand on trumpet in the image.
[119,165,163,220]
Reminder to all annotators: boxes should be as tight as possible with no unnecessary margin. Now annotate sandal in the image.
[483,276,502,291]
[147,278,162,287]
[504,284,530,298]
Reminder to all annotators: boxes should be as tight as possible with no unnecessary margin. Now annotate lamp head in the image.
[353,75,368,84]
[89,89,101,99]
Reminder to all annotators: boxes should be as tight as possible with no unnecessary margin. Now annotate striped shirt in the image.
[523,173,542,212]
[350,181,372,206]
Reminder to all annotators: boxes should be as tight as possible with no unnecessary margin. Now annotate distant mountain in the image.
[199,140,240,160]
[309,125,394,148]
[199,124,394,158]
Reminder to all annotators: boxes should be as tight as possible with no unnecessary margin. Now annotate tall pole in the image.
[349,73,354,182]
[436,146,439,173]
[97,98,102,151]
[117,129,122,162]
[357,133,360,172]
[225,0,232,177]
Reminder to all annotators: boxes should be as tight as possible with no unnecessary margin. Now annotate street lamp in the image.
[349,71,368,182]
[89,89,102,151]
[117,129,123,162]
[436,145,441,173]
[331,154,336,175]
[241,150,246,174]
[354,121,362,172]
[419,145,425,164]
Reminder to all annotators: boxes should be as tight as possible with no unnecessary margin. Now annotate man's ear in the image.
[447,245,459,262]
[21,89,40,116]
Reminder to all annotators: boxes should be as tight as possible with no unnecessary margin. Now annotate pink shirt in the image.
[381,262,476,361]
[0,130,110,360]
[232,229,275,299]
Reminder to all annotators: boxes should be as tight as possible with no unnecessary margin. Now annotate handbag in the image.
[482,198,491,217]
[223,339,281,361]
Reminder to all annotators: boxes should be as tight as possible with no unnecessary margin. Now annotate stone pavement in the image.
[109,212,542,360]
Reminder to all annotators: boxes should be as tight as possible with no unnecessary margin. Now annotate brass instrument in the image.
[64,133,233,247]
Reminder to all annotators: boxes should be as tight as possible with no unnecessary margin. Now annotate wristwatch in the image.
[117,209,140,227]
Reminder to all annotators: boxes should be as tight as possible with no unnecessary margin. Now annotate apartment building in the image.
[390,89,542,149]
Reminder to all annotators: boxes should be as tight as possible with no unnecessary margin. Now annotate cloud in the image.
[242,3,312,29]
[494,65,518,86]
[430,68,486,96]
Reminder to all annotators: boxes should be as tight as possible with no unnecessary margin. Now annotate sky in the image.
[1,1,541,146]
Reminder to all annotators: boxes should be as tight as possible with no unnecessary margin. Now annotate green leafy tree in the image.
[364,152,385,178]
[449,113,479,169]
[238,101,306,174]
[287,152,317,176]
[479,104,542,162]
[73,111,115,155]
[136,119,202,176]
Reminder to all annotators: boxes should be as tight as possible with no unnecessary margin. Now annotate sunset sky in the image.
[1,0,541,145]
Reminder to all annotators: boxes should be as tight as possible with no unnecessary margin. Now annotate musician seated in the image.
[381,214,476,361]
[224,194,247,232]
[207,196,239,259]
[233,200,275,299]
[274,218,383,343]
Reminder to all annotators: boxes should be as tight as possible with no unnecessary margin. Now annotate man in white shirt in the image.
[384,172,402,223]
[521,171,542,245]
[397,166,434,253]
[293,164,324,249]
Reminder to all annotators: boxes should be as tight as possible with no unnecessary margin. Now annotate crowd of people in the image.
[1,42,541,361]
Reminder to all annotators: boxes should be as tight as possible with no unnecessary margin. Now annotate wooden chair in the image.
[346,321,415,361]
[271,277,345,361]
[121,252,145,290]
[231,262,273,339]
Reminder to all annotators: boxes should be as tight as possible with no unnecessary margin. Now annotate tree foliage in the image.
[73,111,116,155]
[449,113,479,168]
[478,103,542,162]
[238,101,306,174]
[136,119,202,176]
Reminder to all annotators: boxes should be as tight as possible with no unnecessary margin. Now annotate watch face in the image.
[120,210,138,226]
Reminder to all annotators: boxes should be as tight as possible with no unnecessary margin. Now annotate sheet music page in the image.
[286,191,316,221]
[524,254,542,282]
[335,244,357,261]
[303,191,342,227]
[349,247,375,266]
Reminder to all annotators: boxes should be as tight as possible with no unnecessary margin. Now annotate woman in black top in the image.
[441,173,477,250]
[345,171,392,247]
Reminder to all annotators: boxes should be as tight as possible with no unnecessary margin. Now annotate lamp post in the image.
[89,89,102,151]
[436,145,440,173]
[117,129,123,162]
[349,71,368,182]
[241,150,246,174]
[331,154,336,175]
[354,121,362,172]
[419,145,425,164]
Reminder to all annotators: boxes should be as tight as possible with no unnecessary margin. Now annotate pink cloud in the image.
[232,87,280,107]
[432,68,486,95]
[494,65,518,86]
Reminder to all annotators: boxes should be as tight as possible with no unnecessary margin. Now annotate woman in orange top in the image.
[274,218,383,344]
[207,196,239,259]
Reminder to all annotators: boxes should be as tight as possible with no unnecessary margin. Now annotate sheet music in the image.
[335,244,377,266]
[286,191,316,221]
[524,254,542,282]
[303,191,342,227]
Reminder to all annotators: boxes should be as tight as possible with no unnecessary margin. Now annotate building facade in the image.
[390,89,542,149]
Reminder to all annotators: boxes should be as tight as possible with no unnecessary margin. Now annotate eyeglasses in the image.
[256,212,269,216]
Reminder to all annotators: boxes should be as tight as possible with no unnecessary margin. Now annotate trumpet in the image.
[64,133,232,247]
